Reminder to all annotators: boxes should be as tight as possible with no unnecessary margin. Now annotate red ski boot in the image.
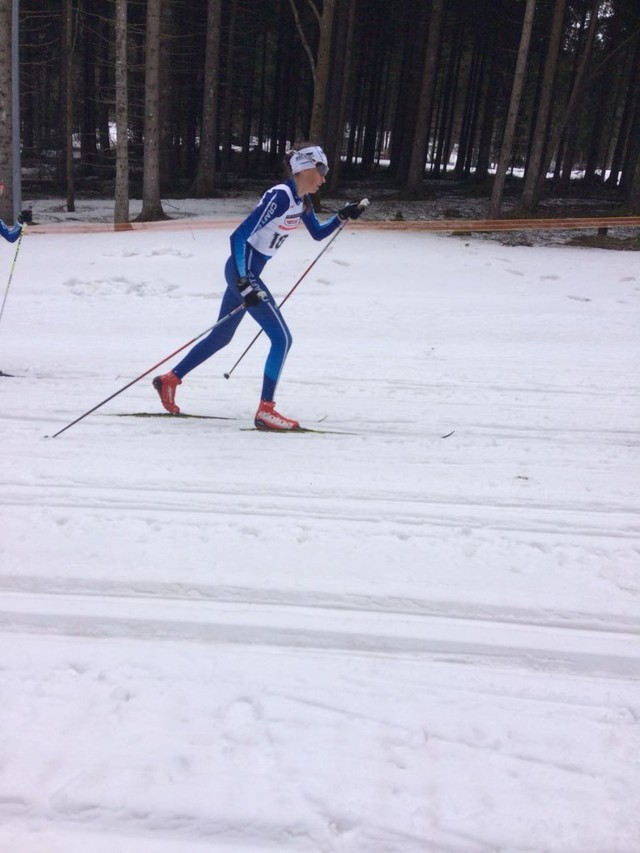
[254,400,300,431]
[152,371,182,414]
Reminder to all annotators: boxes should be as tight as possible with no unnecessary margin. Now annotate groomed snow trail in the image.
[1,224,639,852]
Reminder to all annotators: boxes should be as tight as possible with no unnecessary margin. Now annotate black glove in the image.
[237,275,267,307]
[337,198,370,221]
[17,209,33,225]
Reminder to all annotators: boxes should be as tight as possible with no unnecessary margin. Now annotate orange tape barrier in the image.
[26,219,240,235]
[359,216,640,232]
[25,215,640,235]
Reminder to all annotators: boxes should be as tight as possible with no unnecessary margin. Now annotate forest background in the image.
[0,0,639,225]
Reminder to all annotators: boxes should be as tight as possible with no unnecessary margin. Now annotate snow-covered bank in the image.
[1,214,639,851]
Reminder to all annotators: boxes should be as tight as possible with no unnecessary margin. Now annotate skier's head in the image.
[285,144,329,197]
[286,144,329,177]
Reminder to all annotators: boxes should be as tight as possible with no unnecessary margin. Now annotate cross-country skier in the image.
[153,143,367,430]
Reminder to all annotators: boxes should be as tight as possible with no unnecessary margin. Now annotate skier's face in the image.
[296,165,326,195]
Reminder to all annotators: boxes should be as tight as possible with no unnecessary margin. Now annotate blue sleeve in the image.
[301,206,342,241]
[229,188,291,278]
[0,220,21,244]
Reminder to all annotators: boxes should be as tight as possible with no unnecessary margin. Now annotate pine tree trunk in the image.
[0,0,13,223]
[520,0,566,209]
[64,0,76,213]
[606,36,640,188]
[627,153,640,213]
[325,0,356,191]
[453,39,482,179]
[219,0,238,183]
[114,0,129,224]
[402,0,444,198]
[621,93,640,197]
[80,1,97,169]
[137,0,166,221]
[309,0,337,141]
[534,0,600,204]
[489,0,537,218]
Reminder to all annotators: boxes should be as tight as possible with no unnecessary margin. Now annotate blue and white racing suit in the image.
[173,178,341,401]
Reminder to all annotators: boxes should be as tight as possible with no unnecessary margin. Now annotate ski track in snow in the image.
[0,576,639,678]
[1,223,639,851]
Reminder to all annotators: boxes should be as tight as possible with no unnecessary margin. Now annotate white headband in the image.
[289,146,328,175]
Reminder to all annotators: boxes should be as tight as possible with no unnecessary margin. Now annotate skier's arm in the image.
[301,203,342,242]
[301,197,370,241]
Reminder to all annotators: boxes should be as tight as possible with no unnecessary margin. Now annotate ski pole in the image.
[0,225,25,331]
[223,220,348,380]
[48,302,246,439]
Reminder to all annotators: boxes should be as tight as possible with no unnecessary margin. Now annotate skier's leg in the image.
[248,298,298,429]
[172,286,244,379]
[153,259,245,413]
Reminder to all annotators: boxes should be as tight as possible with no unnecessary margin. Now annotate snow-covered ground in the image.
[1,197,639,852]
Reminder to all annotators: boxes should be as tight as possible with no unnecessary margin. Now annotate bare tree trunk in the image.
[606,38,640,187]
[606,37,640,188]
[402,0,444,198]
[219,0,238,182]
[535,0,601,204]
[583,74,608,183]
[79,0,97,169]
[288,0,337,142]
[137,0,166,221]
[191,0,222,196]
[453,38,483,179]
[521,0,566,209]
[0,0,13,223]
[97,10,111,152]
[288,0,316,81]
[621,91,640,198]
[489,0,537,218]
[308,0,337,141]
[114,0,129,223]
[64,0,76,213]
[474,20,501,183]
[325,0,356,192]
[627,151,640,213]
